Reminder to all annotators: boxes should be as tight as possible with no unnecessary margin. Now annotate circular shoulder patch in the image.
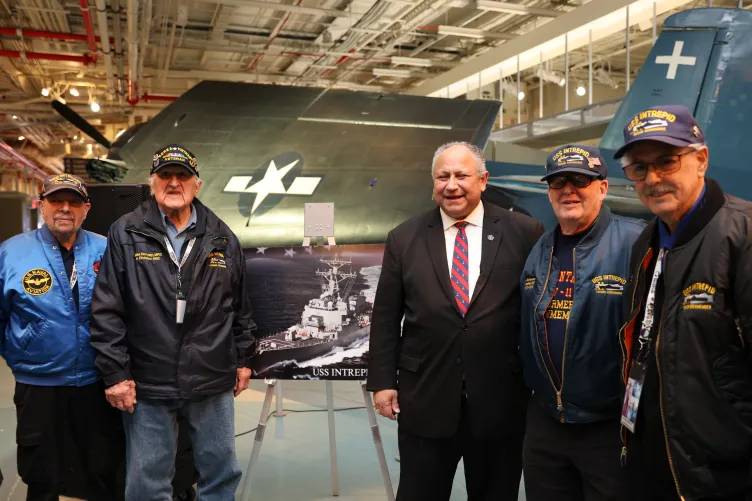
[22,269,53,296]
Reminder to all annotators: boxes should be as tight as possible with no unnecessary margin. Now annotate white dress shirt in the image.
[440,202,484,301]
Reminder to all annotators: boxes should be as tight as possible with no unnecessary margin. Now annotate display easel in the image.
[239,203,395,501]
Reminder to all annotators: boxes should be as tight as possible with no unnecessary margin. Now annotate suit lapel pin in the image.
[487,234,494,241]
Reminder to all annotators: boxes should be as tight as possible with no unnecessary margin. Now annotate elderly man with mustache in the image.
[616,105,752,501]
[0,174,124,500]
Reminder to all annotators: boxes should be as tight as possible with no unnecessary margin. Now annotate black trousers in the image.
[13,380,125,501]
[396,397,523,501]
[522,399,628,501]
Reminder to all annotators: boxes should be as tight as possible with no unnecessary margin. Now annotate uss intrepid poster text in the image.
[244,244,384,380]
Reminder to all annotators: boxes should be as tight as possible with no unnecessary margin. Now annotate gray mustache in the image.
[643,187,673,196]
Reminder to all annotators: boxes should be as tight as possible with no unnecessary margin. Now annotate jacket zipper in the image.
[532,245,566,420]
[655,252,684,501]
[619,247,650,463]
[555,247,576,423]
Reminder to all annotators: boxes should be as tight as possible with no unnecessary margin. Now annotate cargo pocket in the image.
[14,384,56,487]
[16,429,54,486]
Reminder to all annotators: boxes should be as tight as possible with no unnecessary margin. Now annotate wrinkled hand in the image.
[374,389,399,420]
[235,367,251,397]
[105,380,137,413]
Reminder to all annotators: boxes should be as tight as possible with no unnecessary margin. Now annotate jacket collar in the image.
[141,197,209,237]
[39,224,85,247]
[670,177,725,249]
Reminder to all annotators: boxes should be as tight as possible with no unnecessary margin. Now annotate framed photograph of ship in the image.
[244,244,384,380]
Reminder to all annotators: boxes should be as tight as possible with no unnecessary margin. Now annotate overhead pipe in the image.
[127,0,139,104]
[79,0,98,61]
[0,27,114,43]
[112,0,127,107]
[126,86,176,105]
[0,50,95,64]
[0,141,48,180]
[248,0,302,70]
[140,93,177,102]
[94,0,116,95]
[137,0,152,83]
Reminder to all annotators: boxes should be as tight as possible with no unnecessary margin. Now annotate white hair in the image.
[620,142,706,167]
[431,141,487,178]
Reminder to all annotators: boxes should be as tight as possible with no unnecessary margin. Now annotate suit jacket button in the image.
[462,324,467,331]
[456,357,462,365]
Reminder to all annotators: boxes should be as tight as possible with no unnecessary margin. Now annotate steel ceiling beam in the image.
[201,0,353,19]
[476,1,563,17]
[406,0,684,96]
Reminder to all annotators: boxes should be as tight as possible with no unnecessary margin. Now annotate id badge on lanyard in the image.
[69,262,78,290]
[163,236,196,324]
[621,248,665,433]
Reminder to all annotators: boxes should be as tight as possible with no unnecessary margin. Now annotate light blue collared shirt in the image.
[159,203,197,259]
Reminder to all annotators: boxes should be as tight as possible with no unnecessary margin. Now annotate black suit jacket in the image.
[366,201,544,439]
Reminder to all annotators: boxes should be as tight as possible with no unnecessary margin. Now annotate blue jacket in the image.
[0,225,106,386]
[519,205,645,423]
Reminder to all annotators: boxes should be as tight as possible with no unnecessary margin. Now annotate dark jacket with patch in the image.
[620,178,752,500]
[520,204,645,423]
[90,197,256,399]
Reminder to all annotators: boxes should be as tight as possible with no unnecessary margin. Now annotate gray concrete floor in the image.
[0,360,527,500]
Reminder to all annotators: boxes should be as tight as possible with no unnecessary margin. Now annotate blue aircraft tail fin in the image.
[599,8,752,196]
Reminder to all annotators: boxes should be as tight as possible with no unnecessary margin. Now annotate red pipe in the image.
[141,93,177,102]
[78,0,98,62]
[0,27,114,44]
[321,48,356,77]
[248,0,302,70]
[0,50,95,65]
[127,79,138,105]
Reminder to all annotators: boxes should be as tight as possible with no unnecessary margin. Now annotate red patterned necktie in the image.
[451,221,470,316]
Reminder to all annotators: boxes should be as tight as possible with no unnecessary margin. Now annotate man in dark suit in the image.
[366,141,544,500]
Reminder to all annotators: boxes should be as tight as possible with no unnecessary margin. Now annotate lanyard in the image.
[163,236,196,298]
[637,248,665,355]
[69,262,77,290]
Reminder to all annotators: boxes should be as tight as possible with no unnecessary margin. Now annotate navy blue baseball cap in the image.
[151,144,199,177]
[613,104,705,159]
[541,144,608,182]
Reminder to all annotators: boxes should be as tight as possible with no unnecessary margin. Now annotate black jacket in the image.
[90,198,256,399]
[619,178,752,500]
[366,201,544,439]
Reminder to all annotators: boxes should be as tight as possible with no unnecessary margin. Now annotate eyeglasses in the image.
[43,197,85,208]
[546,173,597,190]
[156,170,193,181]
[621,150,695,181]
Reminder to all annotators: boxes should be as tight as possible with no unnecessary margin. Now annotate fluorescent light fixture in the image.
[70,88,80,97]
[41,88,49,96]
[576,85,586,96]
[477,0,562,17]
[518,91,525,100]
[90,101,100,112]
[437,25,515,40]
[428,0,693,99]
[391,56,433,68]
[373,68,414,78]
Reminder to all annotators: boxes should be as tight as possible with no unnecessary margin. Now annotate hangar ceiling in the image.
[0,0,745,172]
